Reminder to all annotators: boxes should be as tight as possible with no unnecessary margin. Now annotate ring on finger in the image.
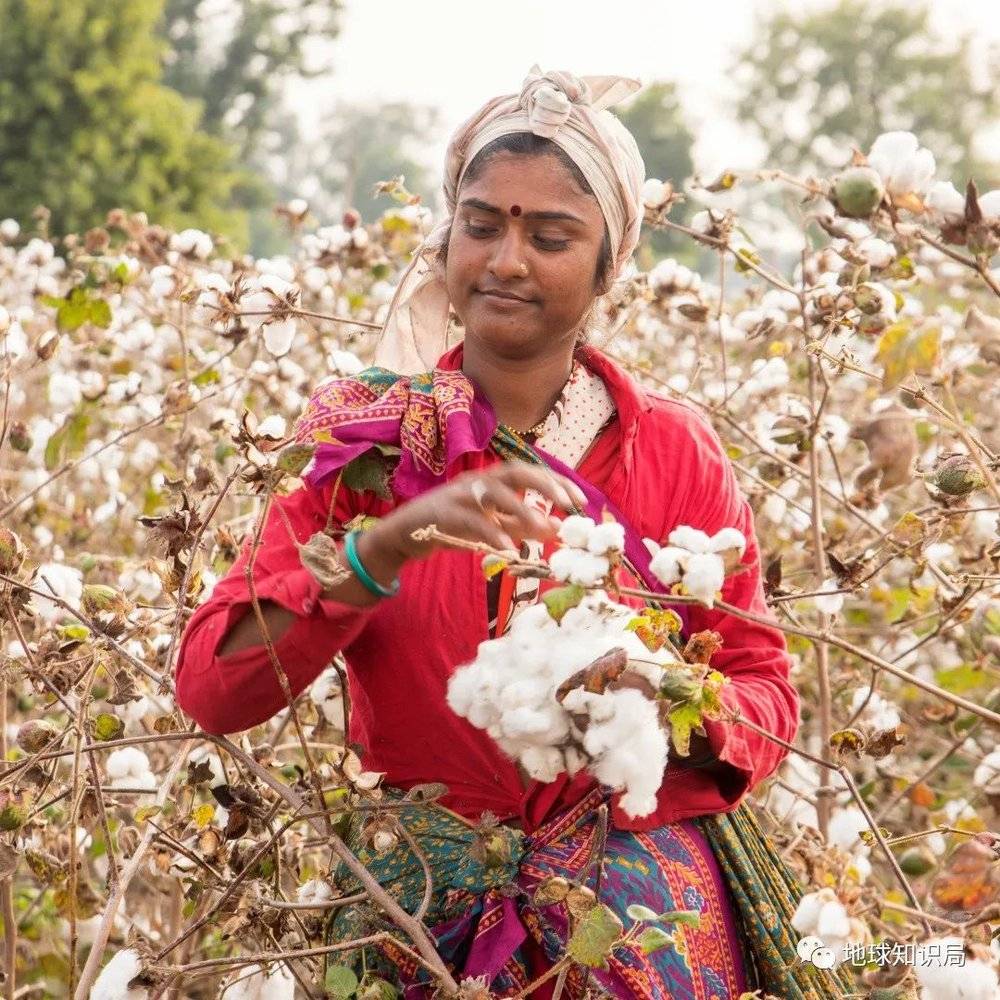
[469,478,490,511]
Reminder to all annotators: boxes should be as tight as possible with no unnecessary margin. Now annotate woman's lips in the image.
[478,290,535,307]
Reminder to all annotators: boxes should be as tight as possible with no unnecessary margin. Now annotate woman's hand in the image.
[365,463,589,565]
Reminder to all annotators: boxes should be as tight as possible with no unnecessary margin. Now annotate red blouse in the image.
[174,344,800,832]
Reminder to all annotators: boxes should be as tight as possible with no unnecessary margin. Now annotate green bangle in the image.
[343,529,401,599]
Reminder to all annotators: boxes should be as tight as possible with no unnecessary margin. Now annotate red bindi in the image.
[509,204,522,217]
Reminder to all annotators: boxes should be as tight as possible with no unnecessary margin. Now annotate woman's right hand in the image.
[365,462,589,565]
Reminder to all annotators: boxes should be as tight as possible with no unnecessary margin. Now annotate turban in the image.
[371,65,646,375]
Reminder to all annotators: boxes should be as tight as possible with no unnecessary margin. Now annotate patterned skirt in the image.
[329,788,752,998]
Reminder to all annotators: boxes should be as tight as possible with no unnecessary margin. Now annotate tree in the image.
[277,101,441,223]
[160,0,342,162]
[616,82,696,262]
[733,0,1000,184]
[0,0,249,244]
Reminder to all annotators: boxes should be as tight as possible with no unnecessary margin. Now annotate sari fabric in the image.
[330,789,750,999]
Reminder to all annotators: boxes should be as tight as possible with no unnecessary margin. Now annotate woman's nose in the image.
[488,230,527,281]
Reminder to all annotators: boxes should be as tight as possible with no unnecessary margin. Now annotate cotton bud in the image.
[832,166,885,218]
[16,719,60,754]
[933,455,987,496]
[0,527,26,574]
[0,218,20,242]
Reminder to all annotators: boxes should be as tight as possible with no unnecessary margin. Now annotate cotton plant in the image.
[643,525,747,608]
[91,948,149,1000]
[449,515,731,817]
[914,938,1000,1000]
[791,887,871,969]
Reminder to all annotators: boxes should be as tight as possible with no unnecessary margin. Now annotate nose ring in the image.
[518,262,528,277]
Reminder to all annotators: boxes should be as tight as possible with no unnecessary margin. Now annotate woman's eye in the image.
[534,235,571,251]
[463,221,497,237]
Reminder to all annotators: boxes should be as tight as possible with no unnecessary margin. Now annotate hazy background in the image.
[2,0,998,257]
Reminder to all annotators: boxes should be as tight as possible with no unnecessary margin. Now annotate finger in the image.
[465,480,557,533]
[496,464,587,512]
[448,507,516,552]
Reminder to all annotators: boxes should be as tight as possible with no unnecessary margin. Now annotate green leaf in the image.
[192,368,220,387]
[566,903,623,969]
[935,664,988,694]
[91,713,124,742]
[667,701,703,758]
[89,298,112,328]
[342,448,393,501]
[542,584,586,624]
[877,323,940,389]
[325,965,359,998]
[656,909,703,928]
[135,805,161,823]
[626,903,659,922]
[44,422,68,471]
[638,925,675,955]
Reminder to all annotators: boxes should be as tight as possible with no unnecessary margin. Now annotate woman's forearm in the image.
[216,525,408,657]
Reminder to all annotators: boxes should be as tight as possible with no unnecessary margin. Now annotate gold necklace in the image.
[500,413,550,438]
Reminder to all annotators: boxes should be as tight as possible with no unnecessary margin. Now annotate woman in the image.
[176,68,850,999]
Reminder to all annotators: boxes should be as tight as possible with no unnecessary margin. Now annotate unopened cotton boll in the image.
[91,948,148,1000]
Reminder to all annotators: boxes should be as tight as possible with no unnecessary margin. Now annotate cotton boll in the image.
[310,667,345,726]
[586,521,625,555]
[826,806,868,852]
[649,545,687,585]
[926,181,966,223]
[33,562,83,624]
[914,937,999,1000]
[547,548,609,586]
[974,749,1000,795]
[557,515,596,549]
[296,878,334,906]
[263,319,296,356]
[521,745,565,783]
[106,747,156,790]
[812,580,845,615]
[91,948,148,1000]
[681,552,726,606]
[792,887,837,935]
[709,528,746,557]
[856,236,896,269]
[868,131,936,198]
[667,525,711,553]
[225,962,296,1000]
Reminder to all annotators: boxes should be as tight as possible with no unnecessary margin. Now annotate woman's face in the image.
[444,152,607,359]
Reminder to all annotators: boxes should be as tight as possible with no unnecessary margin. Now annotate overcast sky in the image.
[289,0,1000,180]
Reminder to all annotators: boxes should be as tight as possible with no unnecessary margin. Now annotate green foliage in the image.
[733,0,1000,183]
[0,0,249,243]
[616,82,696,261]
[566,903,623,969]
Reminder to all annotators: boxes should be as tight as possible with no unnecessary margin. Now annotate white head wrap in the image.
[371,65,646,375]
